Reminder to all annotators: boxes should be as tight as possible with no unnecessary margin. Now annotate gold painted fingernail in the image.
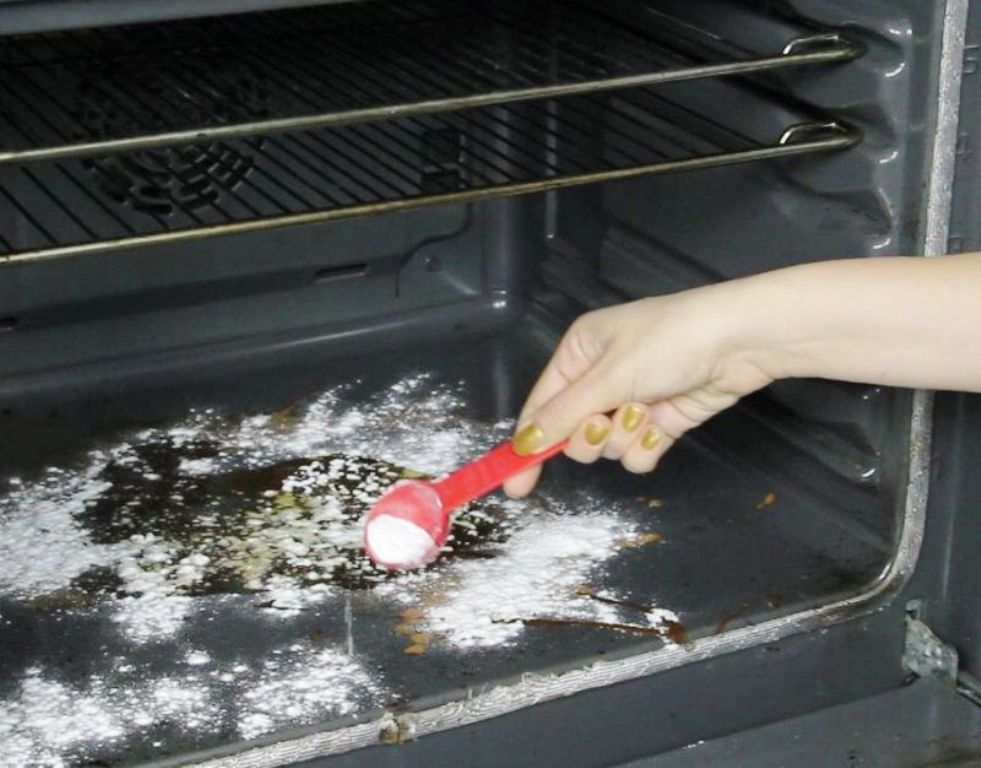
[641,428,662,451]
[585,422,610,446]
[513,424,545,455]
[621,404,645,433]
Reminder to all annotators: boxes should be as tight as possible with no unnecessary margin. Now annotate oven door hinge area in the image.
[903,607,981,709]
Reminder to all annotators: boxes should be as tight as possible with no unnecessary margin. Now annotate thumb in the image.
[512,367,623,455]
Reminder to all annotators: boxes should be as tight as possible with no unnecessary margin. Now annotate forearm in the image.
[738,253,981,392]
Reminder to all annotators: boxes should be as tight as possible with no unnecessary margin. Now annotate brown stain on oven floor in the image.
[47,432,514,608]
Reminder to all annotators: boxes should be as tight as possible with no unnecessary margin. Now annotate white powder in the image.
[376,506,662,649]
[0,374,486,638]
[0,641,383,768]
[0,472,117,598]
[111,593,196,644]
[365,515,437,570]
[646,608,681,629]
[0,670,125,767]
[185,650,212,666]
[0,666,218,768]
[260,575,332,612]
[0,373,672,765]
[236,644,383,740]
[177,457,220,476]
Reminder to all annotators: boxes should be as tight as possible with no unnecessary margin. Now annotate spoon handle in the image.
[431,439,568,512]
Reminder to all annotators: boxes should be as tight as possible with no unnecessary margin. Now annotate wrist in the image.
[713,268,808,384]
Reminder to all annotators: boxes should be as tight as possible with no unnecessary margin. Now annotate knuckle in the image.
[564,316,592,349]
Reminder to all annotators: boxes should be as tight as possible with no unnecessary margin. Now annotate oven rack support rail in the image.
[0,0,863,164]
[0,86,861,266]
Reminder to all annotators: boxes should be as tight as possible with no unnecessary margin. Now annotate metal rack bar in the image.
[0,0,862,164]
[0,85,861,266]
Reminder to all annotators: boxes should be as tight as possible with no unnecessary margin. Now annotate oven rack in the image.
[0,0,862,164]
[0,86,860,265]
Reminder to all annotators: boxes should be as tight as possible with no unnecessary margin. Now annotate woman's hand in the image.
[504,279,776,498]
[504,253,981,498]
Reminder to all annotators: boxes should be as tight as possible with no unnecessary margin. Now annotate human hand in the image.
[506,253,981,497]
[503,281,776,497]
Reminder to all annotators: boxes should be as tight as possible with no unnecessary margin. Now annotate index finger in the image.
[515,328,597,426]
[504,341,588,499]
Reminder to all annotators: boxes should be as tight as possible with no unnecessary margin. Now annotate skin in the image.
[504,253,981,498]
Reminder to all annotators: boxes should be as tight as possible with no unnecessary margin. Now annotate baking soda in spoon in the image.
[364,438,567,570]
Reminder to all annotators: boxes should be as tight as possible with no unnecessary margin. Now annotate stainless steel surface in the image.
[620,678,981,767]
[0,329,900,768]
[925,0,969,258]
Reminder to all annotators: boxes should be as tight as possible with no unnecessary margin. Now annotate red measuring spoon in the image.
[363,438,568,570]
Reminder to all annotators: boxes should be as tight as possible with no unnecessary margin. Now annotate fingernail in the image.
[621,404,645,433]
[585,422,610,446]
[641,428,662,451]
[513,424,545,456]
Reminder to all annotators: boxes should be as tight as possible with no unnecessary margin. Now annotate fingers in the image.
[588,401,683,475]
[504,332,598,498]
[512,311,624,451]
[601,403,650,459]
[514,316,603,427]
[596,401,675,474]
[513,365,624,454]
[619,398,695,474]
[621,424,673,474]
[564,414,613,464]
[505,400,690,498]
[505,414,612,498]
[503,465,542,499]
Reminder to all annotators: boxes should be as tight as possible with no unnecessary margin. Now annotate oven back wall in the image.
[0,198,539,393]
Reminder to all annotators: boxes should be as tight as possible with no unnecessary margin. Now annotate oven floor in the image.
[0,319,893,767]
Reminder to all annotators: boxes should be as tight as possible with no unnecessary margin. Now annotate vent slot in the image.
[314,263,368,283]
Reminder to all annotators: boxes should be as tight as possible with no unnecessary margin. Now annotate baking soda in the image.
[0,641,383,768]
[365,515,438,569]
[236,645,383,740]
[0,373,672,766]
[376,506,654,648]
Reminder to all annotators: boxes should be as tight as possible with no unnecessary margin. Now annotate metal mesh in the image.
[0,0,861,263]
[0,0,859,162]
[0,86,858,263]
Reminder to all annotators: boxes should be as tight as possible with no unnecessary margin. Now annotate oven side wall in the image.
[534,0,944,613]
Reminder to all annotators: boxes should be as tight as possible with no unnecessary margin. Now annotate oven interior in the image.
[0,1,948,766]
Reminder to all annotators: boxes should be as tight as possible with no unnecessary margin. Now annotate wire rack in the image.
[0,0,861,164]
[0,84,860,265]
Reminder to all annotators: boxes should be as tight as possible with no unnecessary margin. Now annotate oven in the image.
[1,1,979,766]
